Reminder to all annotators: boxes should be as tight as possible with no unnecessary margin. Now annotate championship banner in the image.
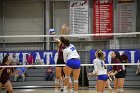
[117,0,136,34]
[0,50,57,65]
[93,0,113,39]
[70,0,89,35]
[90,49,140,64]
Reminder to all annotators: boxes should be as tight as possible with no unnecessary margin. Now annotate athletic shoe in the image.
[61,88,64,92]
[55,88,58,93]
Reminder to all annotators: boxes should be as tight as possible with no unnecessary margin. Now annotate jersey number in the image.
[70,47,76,51]
[101,61,104,67]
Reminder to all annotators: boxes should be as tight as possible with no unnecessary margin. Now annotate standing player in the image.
[89,49,108,93]
[61,38,81,93]
[0,54,14,93]
[110,51,125,93]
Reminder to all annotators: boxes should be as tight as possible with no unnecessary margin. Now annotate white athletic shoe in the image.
[63,86,69,93]
[63,88,68,93]
[74,91,78,93]
[55,88,58,93]
[108,86,113,93]
[69,89,73,93]
[63,89,68,93]
[61,88,64,92]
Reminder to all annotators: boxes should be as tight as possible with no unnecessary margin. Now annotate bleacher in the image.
[88,66,140,88]
[10,68,55,88]
[10,66,140,88]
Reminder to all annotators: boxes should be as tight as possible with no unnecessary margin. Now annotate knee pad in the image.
[60,78,63,86]
[74,80,78,83]
[65,75,70,79]
[55,79,59,85]
[117,88,124,93]
[69,77,72,83]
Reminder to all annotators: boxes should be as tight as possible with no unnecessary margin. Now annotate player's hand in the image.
[55,38,61,42]
[108,76,112,81]
[65,26,69,31]
[109,72,115,76]
[62,24,67,29]
[1,67,5,71]
[88,72,96,76]
[88,73,91,76]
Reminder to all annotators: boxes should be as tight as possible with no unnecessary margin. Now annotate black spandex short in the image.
[115,70,126,78]
[56,58,65,77]
[0,80,8,85]
[57,58,65,64]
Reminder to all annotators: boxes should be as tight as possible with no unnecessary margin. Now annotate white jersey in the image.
[63,44,80,63]
[93,58,107,75]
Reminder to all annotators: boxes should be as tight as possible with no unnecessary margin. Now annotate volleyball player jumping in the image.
[61,38,81,93]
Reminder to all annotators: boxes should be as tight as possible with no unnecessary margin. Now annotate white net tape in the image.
[0,32,140,38]
[0,63,140,68]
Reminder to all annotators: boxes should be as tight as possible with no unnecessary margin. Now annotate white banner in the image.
[70,0,89,34]
[117,0,137,33]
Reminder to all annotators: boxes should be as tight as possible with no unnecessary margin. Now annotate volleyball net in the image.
[0,32,140,89]
[0,32,140,67]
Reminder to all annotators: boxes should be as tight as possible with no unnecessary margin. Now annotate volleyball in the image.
[49,28,56,35]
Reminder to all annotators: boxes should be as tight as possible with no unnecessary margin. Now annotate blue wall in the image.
[90,49,140,64]
[0,50,57,65]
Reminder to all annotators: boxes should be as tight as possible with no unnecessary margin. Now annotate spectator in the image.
[8,54,14,65]
[45,66,55,81]
[136,60,140,75]
[110,51,125,93]
[12,53,19,65]
[35,52,44,65]
[0,53,3,64]
[26,53,34,65]
[34,59,44,69]
[14,63,26,82]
